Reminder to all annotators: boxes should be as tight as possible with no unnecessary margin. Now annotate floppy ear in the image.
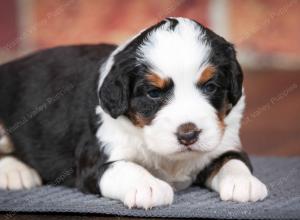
[99,63,129,119]
[227,48,243,106]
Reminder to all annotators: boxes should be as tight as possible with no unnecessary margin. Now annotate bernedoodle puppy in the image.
[0,17,267,209]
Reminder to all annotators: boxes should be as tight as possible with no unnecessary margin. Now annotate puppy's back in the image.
[0,44,116,185]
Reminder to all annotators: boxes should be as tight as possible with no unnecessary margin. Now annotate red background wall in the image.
[1,0,300,64]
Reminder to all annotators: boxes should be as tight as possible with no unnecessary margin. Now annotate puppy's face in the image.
[99,18,243,158]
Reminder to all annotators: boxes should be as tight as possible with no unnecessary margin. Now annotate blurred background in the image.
[0,0,299,156]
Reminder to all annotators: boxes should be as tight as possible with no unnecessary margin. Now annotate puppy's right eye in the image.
[147,89,162,99]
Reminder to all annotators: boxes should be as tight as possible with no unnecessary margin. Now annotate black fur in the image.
[0,44,116,193]
[194,151,253,187]
[166,18,179,30]
[129,76,174,121]
[99,63,131,119]
[193,19,243,111]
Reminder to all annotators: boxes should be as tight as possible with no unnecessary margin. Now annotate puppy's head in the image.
[99,17,243,158]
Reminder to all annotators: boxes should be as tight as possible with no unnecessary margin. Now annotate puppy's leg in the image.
[207,159,268,202]
[99,161,174,209]
[0,156,42,190]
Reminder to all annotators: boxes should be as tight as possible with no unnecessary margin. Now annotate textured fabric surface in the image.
[0,157,299,219]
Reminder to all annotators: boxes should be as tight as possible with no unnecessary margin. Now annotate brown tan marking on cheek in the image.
[198,66,216,85]
[217,110,226,132]
[146,73,169,89]
[217,100,232,133]
[127,111,153,128]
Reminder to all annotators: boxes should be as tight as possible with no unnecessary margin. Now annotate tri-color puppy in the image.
[0,17,267,209]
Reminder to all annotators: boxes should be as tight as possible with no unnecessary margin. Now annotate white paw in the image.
[219,174,268,202]
[0,156,42,190]
[123,177,174,209]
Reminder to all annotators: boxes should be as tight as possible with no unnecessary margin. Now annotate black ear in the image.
[99,64,129,118]
[227,50,243,106]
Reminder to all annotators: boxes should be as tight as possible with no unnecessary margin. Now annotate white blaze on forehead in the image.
[138,18,211,83]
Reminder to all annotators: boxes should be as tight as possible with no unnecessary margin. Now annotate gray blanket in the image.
[0,157,299,219]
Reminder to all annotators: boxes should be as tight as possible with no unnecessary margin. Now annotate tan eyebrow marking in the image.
[146,72,170,89]
[198,66,216,84]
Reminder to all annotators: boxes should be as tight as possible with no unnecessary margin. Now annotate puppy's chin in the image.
[143,134,222,161]
[173,141,221,159]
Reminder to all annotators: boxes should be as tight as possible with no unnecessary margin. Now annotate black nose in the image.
[176,123,201,146]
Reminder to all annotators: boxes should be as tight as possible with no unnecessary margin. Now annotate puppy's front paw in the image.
[124,178,174,209]
[219,174,268,202]
[0,156,42,190]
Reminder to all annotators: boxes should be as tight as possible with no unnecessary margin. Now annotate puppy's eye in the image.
[202,83,218,94]
[147,89,162,99]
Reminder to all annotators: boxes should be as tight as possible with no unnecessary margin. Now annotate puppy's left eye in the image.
[202,83,218,94]
[147,89,162,99]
